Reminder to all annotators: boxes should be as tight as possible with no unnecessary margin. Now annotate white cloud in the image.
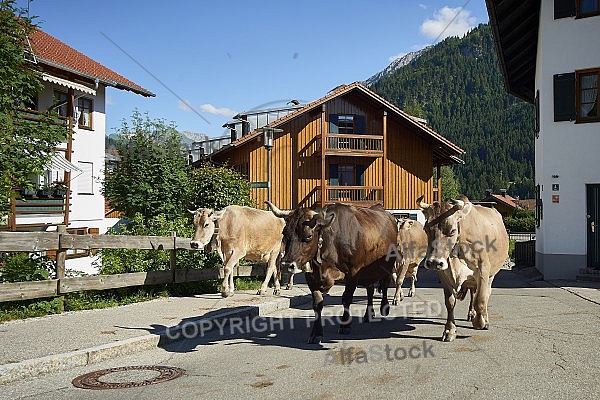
[419,3,428,10]
[178,100,194,112]
[420,6,477,41]
[199,103,236,117]
[105,96,113,106]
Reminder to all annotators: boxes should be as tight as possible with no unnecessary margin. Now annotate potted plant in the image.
[36,185,52,199]
[51,183,67,199]
[20,187,36,199]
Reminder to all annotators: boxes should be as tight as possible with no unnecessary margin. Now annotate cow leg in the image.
[442,285,457,342]
[407,272,416,297]
[285,272,294,290]
[338,283,357,334]
[392,261,405,305]
[379,274,391,317]
[258,252,280,296]
[308,289,325,344]
[363,284,376,322]
[221,251,242,297]
[472,269,491,330]
[466,287,476,322]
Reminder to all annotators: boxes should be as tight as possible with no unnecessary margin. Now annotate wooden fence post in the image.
[56,225,66,280]
[170,231,177,283]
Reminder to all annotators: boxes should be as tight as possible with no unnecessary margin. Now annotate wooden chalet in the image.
[210,82,464,210]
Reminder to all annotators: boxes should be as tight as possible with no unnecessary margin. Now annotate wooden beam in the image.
[0,232,60,251]
[321,104,326,207]
[59,271,174,293]
[0,280,59,302]
[382,110,388,208]
[59,234,177,250]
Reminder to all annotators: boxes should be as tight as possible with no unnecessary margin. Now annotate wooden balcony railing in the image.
[321,185,384,205]
[16,108,69,127]
[318,133,383,156]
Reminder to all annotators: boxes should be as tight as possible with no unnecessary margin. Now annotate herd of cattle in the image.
[190,196,509,343]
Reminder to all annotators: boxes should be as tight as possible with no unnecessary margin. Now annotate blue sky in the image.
[21,0,490,139]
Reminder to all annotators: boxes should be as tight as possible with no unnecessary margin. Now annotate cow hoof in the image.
[466,311,476,322]
[221,290,234,298]
[380,303,391,317]
[407,291,414,297]
[256,289,265,295]
[391,299,398,306]
[442,330,456,342]
[273,288,281,296]
[472,316,487,330]
[285,285,292,290]
[307,335,322,344]
[338,326,352,335]
[362,313,375,323]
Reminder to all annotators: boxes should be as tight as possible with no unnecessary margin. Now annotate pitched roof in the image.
[482,193,517,209]
[215,82,464,165]
[30,28,155,97]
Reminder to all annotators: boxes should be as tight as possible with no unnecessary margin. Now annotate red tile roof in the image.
[30,28,154,97]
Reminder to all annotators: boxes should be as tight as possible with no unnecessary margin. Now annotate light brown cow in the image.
[418,195,509,342]
[392,218,427,305]
[190,205,285,298]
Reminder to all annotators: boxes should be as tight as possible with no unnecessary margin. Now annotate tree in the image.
[0,1,68,216]
[441,166,460,201]
[103,110,189,219]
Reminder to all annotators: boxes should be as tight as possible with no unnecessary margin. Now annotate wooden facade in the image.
[211,83,464,210]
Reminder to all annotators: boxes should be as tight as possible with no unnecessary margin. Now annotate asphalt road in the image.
[2,269,600,400]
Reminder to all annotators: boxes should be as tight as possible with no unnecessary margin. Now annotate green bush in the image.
[100,213,221,275]
[187,163,254,210]
[504,208,535,232]
[0,252,55,282]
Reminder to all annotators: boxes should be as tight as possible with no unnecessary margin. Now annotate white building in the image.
[487,0,600,279]
[7,27,154,273]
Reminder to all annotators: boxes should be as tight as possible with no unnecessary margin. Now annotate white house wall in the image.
[536,0,600,278]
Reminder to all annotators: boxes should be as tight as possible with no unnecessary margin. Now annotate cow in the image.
[266,201,397,344]
[391,218,427,305]
[190,205,285,298]
[417,195,509,342]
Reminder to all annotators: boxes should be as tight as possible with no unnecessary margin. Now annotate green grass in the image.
[233,277,264,291]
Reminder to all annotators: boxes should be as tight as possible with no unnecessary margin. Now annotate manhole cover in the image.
[72,365,185,390]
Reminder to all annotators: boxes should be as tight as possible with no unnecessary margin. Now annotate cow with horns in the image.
[417,195,509,342]
[266,201,397,344]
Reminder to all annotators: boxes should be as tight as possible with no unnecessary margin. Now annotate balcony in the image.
[320,185,384,206]
[318,133,383,156]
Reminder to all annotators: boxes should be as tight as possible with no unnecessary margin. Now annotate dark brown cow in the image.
[267,201,397,344]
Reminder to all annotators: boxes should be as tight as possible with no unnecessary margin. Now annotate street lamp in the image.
[258,127,283,203]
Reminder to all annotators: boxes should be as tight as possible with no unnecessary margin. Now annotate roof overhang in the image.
[41,73,96,95]
[45,153,82,173]
[485,0,541,103]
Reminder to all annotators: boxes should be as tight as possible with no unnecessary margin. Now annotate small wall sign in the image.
[552,195,560,203]
[552,183,559,191]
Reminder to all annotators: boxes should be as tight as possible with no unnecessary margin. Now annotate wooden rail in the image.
[318,133,384,156]
[323,185,384,204]
[0,231,268,302]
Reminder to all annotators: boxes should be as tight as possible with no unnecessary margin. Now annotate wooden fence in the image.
[0,229,267,303]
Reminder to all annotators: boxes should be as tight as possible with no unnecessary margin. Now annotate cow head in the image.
[189,208,224,250]
[266,201,334,273]
[397,217,415,231]
[417,195,472,270]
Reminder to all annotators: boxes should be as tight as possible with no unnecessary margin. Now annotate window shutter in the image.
[553,73,576,121]
[77,161,94,194]
[355,115,365,134]
[554,0,576,18]
[329,114,339,133]
[329,164,339,186]
[535,90,540,137]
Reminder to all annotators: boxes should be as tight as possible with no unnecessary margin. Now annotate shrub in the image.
[187,163,253,211]
[0,252,55,282]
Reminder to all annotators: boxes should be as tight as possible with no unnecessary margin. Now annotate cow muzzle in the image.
[425,258,448,271]
[282,261,298,273]
[190,240,206,250]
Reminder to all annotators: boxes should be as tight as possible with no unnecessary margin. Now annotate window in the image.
[329,114,366,134]
[553,73,576,121]
[77,97,93,129]
[53,91,68,117]
[337,115,354,134]
[77,161,94,194]
[577,69,599,122]
[578,0,599,17]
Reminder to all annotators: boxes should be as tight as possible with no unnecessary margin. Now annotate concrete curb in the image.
[0,292,312,386]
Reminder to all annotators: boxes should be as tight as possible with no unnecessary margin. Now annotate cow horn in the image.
[416,195,430,209]
[265,201,292,217]
[450,199,465,210]
[188,209,196,215]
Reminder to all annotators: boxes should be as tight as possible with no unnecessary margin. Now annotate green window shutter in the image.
[329,114,339,133]
[355,115,365,134]
[554,0,575,19]
[356,164,365,186]
[553,73,576,122]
